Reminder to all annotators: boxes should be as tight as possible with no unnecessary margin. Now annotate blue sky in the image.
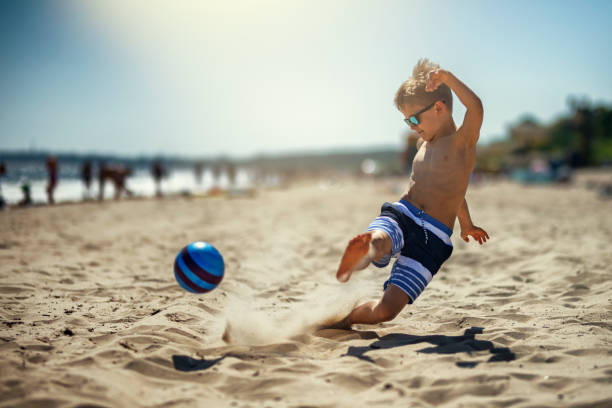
[1,0,611,157]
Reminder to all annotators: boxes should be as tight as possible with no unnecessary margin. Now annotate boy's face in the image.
[400,101,446,141]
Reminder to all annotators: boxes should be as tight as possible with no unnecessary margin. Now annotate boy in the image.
[334,59,489,328]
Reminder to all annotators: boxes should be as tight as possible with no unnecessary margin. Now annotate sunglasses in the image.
[403,101,438,126]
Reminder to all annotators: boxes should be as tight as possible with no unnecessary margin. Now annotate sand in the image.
[1,175,611,408]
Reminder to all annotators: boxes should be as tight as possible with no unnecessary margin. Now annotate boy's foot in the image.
[336,232,372,283]
[316,314,352,331]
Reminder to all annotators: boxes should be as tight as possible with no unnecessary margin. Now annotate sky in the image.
[1,0,611,158]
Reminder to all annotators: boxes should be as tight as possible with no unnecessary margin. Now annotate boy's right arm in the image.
[426,70,483,145]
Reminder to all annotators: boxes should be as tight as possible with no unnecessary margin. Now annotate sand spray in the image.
[221,281,372,345]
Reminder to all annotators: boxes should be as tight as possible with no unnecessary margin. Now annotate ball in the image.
[174,241,224,293]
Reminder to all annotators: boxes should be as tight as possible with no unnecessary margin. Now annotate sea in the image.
[0,153,262,205]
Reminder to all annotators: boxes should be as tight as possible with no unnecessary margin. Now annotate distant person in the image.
[98,163,133,201]
[81,160,93,199]
[19,178,32,206]
[193,162,203,185]
[208,162,224,195]
[97,162,107,201]
[151,159,166,197]
[331,59,489,329]
[226,162,236,187]
[46,156,58,204]
[0,162,6,209]
[211,163,222,186]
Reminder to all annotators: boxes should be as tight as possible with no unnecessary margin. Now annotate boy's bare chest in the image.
[412,140,474,180]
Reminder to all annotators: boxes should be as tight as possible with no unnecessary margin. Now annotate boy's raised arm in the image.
[426,69,483,145]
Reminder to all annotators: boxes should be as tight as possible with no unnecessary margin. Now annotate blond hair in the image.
[394,58,452,112]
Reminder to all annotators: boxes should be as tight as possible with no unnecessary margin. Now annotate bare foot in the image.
[317,314,352,331]
[336,232,372,282]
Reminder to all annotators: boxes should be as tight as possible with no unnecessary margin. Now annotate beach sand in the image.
[1,175,611,408]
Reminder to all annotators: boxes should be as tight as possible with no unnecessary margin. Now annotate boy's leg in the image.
[327,284,410,329]
[336,230,393,283]
[348,284,410,325]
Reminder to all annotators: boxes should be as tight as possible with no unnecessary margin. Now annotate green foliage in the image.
[593,139,612,163]
[477,101,612,170]
[547,119,578,153]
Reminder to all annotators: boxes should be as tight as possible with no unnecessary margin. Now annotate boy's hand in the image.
[460,226,489,245]
[425,69,449,92]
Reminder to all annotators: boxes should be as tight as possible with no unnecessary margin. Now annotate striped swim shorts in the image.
[366,200,453,303]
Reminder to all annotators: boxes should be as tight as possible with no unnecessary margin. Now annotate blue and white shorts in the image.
[366,200,453,303]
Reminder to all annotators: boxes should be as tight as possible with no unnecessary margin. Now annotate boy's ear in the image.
[434,101,448,113]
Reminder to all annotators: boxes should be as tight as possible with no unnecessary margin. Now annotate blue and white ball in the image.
[174,242,224,293]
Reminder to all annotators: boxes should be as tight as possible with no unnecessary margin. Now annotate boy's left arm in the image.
[426,69,483,145]
[457,198,489,245]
